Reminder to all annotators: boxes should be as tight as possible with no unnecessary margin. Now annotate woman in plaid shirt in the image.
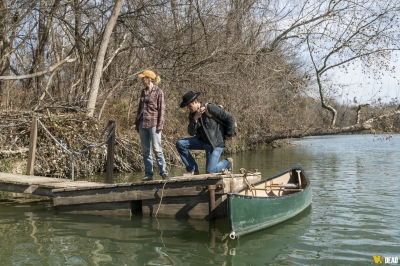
[135,70,168,181]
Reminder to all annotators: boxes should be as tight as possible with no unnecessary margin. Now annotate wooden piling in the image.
[26,117,38,175]
[208,184,216,219]
[106,121,115,184]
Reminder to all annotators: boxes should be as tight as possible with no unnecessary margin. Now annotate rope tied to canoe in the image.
[37,119,116,181]
[241,168,255,196]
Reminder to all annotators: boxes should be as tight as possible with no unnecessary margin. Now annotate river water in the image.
[0,134,399,265]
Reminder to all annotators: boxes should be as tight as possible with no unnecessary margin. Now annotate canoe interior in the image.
[236,167,308,197]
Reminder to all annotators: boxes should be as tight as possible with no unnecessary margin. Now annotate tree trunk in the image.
[86,0,124,117]
[28,0,60,99]
[316,70,337,127]
[0,0,10,100]
[170,0,180,31]
[70,0,85,104]
[356,104,370,124]
[28,0,46,95]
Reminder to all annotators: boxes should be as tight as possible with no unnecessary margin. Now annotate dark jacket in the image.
[187,103,236,148]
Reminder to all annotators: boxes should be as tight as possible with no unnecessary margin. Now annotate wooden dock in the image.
[0,171,261,219]
[0,119,262,219]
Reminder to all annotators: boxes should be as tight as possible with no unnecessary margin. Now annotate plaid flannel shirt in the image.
[135,85,166,131]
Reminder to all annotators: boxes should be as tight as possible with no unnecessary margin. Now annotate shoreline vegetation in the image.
[0,107,398,182]
[0,110,295,180]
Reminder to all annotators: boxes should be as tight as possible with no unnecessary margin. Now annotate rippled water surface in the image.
[1,134,399,265]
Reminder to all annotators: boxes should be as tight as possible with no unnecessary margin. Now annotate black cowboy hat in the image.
[180,91,201,108]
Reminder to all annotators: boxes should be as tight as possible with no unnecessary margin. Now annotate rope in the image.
[156,218,166,248]
[37,119,116,180]
[242,169,255,196]
[0,120,30,129]
[155,181,168,217]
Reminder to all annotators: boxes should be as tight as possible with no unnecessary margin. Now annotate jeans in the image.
[175,137,230,174]
[138,120,168,177]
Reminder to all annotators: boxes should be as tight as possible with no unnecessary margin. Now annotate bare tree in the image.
[259,0,400,127]
[28,0,61,97]
[303,1,400,126]
[170,0,180,31]
[87,0,125,117]
[1,0,40,107]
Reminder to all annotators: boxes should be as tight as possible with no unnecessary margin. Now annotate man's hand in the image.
[193,107,205,122]
[225,136,234,140]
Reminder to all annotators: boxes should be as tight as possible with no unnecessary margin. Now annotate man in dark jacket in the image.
[176,91,235,175]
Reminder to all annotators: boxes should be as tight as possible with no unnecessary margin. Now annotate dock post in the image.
[26,117,38,175]
[106,121,115,184]
[208,185,216,220]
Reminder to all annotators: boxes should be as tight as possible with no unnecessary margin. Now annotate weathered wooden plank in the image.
[0,172,226,190]
[142,195,209,219]
[168,177,191,182]
[0,172,70,181]
[137,180,166,185]
[52,184,220,206]
[53,178,223,197]
[0,176,106,192]
[0,183,54,197]
[51,176,226,192]
[116,183,133,187]
[56,201,132,216]
[142,194,227,219]
[103,183,118,188]
[0,178,67,186]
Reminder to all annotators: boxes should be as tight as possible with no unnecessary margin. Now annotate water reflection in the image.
[1,197,312,265]
[0,200,313,265]
[228,206,312,265]
[66,215,231,265]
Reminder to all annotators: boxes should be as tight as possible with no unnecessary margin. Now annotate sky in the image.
[331,54,400,106]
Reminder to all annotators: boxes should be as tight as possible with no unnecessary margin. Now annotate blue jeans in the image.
[138,120,168,177]
[175,137,230,174]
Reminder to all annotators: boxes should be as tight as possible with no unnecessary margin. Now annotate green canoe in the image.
[227,164,312,239]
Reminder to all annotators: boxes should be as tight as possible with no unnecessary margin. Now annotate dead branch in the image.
[0,56,77,80]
